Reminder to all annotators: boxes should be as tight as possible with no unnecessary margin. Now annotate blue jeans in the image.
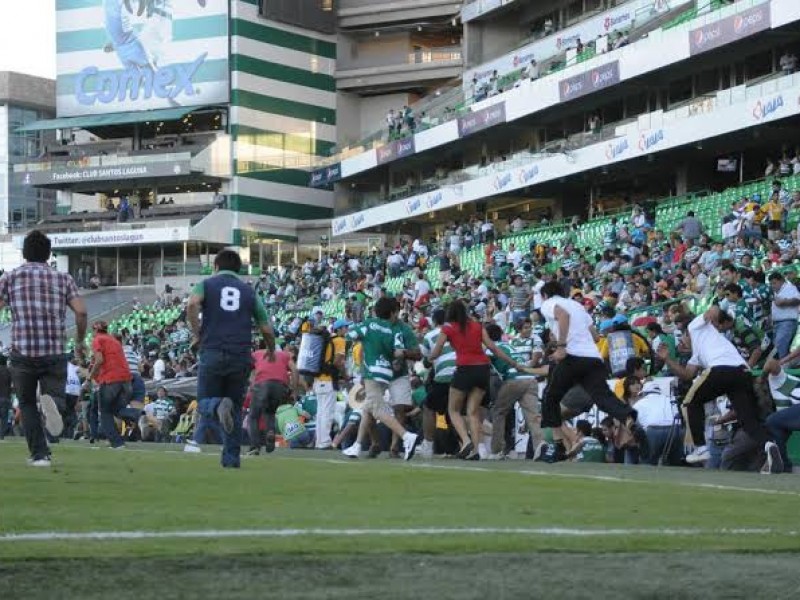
[645,425,684,466]
[197,349,252,468]
[99,381,132,448]
[773,320,798,359]
[193,397,224,445]
[8,352,67,460]
[766,404,800,472]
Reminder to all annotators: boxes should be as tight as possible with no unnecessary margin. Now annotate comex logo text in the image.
[752,95,783,121]
[76,54,207,106]
[426,191,443,210]
[333,219,348,234]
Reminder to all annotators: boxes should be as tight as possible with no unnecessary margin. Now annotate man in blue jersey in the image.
[187,250,275,468]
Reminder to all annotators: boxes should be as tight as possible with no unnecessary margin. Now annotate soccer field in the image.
[1,441,800,599]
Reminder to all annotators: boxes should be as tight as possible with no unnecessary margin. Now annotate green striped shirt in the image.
[347,318,403,383]
[421,327,456,383]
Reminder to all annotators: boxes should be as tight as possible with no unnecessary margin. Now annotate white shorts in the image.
[387,376,413,407]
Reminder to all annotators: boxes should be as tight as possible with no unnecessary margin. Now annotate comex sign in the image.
[76,54,207,106]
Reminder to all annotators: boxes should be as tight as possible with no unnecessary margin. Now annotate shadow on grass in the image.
[2,552,800,599]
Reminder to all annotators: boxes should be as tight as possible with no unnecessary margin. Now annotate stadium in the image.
[2,0,800,598]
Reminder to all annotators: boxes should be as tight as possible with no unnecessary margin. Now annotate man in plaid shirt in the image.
[0,231,87,466]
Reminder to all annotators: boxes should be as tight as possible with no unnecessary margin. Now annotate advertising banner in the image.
[463,0,687,85]
[46,227,191,249]
[309,163,342,187]
[15,160,193,185]
[376,136,416,165]
[458,102,507,138]
[57,0,230,116]
[333,76,800,236]
[689,3,771,56]
[559,61,620,102]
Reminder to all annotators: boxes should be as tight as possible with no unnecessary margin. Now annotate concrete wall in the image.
[0,72,55,112]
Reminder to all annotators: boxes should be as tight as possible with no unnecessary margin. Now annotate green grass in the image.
[1,441,799,597]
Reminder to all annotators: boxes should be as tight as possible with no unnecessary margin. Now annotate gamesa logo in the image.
[752,96,783,121]
[606,138,629,160]
[638,129,664,152]
[76,54,207,106]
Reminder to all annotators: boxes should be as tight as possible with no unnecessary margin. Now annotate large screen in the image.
[57,0,230,117]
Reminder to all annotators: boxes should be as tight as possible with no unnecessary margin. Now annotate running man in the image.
[187,249,275,468]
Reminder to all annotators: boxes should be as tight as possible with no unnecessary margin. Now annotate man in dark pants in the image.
[89,320,132,449]
[0,355,11,439]
[658,306,783,473]
[0,230,87,466]
[539,281,637,444]
[187,249,275,468]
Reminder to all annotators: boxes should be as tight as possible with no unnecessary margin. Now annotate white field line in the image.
[3,439,800,498]
[0,527,796,543]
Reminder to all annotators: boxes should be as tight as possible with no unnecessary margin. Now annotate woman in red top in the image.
[247,342,299,455]
[430,299,519,459]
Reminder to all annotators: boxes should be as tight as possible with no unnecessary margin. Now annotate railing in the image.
[338,46,462,71]
[320,0,760,166]
[338,65,797,217]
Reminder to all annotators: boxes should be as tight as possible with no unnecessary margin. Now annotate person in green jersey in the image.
[566,419,606,462]
[276,403,313,448]
[341,297,419,461]
[386,317,422,458]
[485,323,547,459]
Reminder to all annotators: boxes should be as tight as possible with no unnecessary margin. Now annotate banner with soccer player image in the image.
[56,0,230,116]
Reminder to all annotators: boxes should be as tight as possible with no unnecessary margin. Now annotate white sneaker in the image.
[342,442,362,458]
[417,439,434,459]
[402,432,419,461]
[30,458,52,467]
[685,445,710,464]
[183,441,202,454]
[762,441,784,475]
[40,394,63,438]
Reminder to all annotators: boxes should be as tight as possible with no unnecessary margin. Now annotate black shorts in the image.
[425,381,450,413]
[451,364,491,393]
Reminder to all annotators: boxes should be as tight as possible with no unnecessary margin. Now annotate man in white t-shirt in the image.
[657,306,782,473]
[413,273,431,308]
[153,354,166,381]
[539,281,636,432]
[768,271,800,359]
[507,243,523,269]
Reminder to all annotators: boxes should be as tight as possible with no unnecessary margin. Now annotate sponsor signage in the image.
[637,129,664,153]
[463,0,677,84]
[458,102,507,138]
[309,163,342,187]
[606,138,629,160]
[16,160,192,185]
[559,61,620,102]
[376,136,416,166]
[689,3,771,56]
[752,94,784,121]
[57,0,229,116]
[44,227,190,249]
